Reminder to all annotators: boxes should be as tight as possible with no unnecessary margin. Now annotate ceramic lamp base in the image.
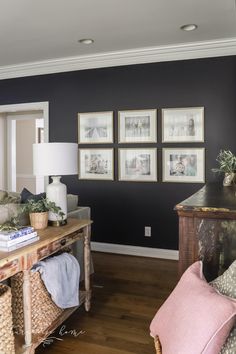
[46,176,67,226]
[48,219,67,227]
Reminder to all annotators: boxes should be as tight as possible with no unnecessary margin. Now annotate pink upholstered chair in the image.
[149,261,236,354]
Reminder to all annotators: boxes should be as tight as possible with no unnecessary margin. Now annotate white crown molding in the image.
[1,37,236,80]
[91,242,179,260]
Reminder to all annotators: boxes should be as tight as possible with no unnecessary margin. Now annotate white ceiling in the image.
[0,0,236,78]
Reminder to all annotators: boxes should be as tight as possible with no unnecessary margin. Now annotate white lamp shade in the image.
[33,143,78,176]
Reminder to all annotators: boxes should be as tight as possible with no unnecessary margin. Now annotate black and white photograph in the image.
[162,107,204,143]
[79,149,114,180]
[118,109,157,143]
[163,148,205,183]
[119,148,157,182]
[78,111,113,143]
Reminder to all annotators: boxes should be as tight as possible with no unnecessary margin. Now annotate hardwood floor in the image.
[36,252,178,354]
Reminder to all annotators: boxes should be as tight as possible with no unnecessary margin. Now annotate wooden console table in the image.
[0,218,92,354]
[175,183,236,281]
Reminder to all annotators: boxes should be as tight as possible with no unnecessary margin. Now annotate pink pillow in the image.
[150,261,236,354]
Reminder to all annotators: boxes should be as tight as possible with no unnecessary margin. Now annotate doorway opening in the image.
[0,102,49,193]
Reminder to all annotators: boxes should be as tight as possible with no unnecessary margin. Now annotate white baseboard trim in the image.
[91,242,179,260]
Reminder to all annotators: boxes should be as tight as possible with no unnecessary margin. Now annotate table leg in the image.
[23,269,32,352]
[84,225,91,311]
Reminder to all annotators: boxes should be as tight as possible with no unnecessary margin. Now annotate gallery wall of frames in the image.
[78,107,205,183]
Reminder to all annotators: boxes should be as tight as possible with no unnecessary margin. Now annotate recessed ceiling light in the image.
[78,38,94,45]
[180,24,198,31]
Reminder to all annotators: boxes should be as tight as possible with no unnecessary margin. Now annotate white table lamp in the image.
[33,143,78,225]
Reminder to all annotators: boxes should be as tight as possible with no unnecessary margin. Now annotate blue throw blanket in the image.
[32,253,80,308]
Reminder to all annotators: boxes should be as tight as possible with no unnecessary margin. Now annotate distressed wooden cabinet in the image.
[175,183,236,281]
[0,218,92,354]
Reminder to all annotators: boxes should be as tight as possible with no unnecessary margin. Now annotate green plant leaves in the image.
[21,198,65,219]
[212,150,236,174]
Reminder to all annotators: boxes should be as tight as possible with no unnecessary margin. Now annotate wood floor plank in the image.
[35,252,178,354]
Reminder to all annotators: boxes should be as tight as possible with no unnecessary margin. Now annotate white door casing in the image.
[0,102,49,192]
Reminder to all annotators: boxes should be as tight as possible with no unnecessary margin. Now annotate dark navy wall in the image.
[1,56,236,250]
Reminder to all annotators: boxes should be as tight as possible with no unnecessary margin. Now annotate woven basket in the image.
[0,284,15,354]
[29,211,48,230]
[11,271,63,334]
[154,336,162,354]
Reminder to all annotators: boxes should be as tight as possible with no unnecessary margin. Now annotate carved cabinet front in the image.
[176,184,236,281]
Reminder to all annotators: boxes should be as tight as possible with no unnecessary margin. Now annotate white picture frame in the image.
[162,107,204,143]
[119,148,157,182]
[118,109,157,143]
[78,111,113,144]
[79,148,114,180]
[162,148,205,183]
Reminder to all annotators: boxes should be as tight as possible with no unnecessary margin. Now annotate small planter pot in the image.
[29,212,48,230]
[223,172,236,187]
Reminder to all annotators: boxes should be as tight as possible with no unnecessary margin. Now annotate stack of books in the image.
[0,226,39,252]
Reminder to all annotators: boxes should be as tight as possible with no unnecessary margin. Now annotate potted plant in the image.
[212,150,236,186]
[21,198,65,229]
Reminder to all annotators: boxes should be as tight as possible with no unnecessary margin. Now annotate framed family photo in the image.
[162,107,204,143]
[162,148,205,183]
[119,148,157,182]
[118,109,157,143]
[78,111,113,144]
[79,148,114,180]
